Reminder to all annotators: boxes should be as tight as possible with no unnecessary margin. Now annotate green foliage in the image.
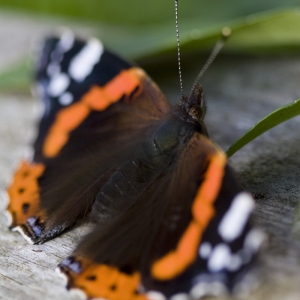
[227,99,300,157]
[0,0,299,25]
[100,9,300,59]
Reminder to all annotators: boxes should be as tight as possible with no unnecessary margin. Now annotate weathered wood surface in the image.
[1,11,300,300]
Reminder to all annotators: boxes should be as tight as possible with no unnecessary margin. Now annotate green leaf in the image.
[182,9,300,56]
[100,9,300,59]
[223,9,300,55]
[226,99,300,157]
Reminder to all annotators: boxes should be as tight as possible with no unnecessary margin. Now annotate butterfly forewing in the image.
[6,33,170,244]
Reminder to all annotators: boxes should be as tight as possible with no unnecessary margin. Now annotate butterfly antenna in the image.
[175,0,184,98]
[189,27,231,98]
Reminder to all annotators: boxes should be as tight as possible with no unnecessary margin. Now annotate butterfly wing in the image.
[6,32,171,244]
[57,131,263,299]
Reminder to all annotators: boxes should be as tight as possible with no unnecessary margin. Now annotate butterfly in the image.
[6,30,264,300]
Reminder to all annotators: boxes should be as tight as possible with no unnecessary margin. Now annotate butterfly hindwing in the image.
[57,129,263,299]
[6,32,171,243]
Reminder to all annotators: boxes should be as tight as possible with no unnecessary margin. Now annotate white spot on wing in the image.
[207,244,230,272]
[48,73,70,97]
[199,242,212,259]
[170,293,189,300]
[58,30,75,52]
[146,291,166,300]
[59,92,73,105]
[47,63,60,77]
[218,192,255,242]
[69,38,104,82]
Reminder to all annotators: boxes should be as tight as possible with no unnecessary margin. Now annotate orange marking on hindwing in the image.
[6,160,45,226]
[151,151,226,280]
[65,257,147,300]
[43,68,142,158]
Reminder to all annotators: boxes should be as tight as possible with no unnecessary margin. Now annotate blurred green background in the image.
[0,0,299,26]
[1,0,300,59]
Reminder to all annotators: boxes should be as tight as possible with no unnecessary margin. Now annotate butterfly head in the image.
[173,84,208,136]
[184,83,206,121]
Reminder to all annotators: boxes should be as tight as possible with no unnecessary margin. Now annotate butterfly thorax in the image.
[152,115,195,156]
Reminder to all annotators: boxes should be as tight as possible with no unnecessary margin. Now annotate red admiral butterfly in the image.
[5,25,264,300]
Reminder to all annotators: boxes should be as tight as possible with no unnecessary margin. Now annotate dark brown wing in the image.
[6,34,170,244]
[58,132,263,299]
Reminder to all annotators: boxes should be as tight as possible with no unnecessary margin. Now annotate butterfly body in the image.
[6,32,263,299]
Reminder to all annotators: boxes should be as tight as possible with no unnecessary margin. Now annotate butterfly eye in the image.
[189,105,204,121]
[186,84,206,122]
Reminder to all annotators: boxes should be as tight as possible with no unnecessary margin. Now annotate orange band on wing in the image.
[43,68,142,158]
[63,256,147,300]
[151,151,226,280]
[6,160,45,226]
